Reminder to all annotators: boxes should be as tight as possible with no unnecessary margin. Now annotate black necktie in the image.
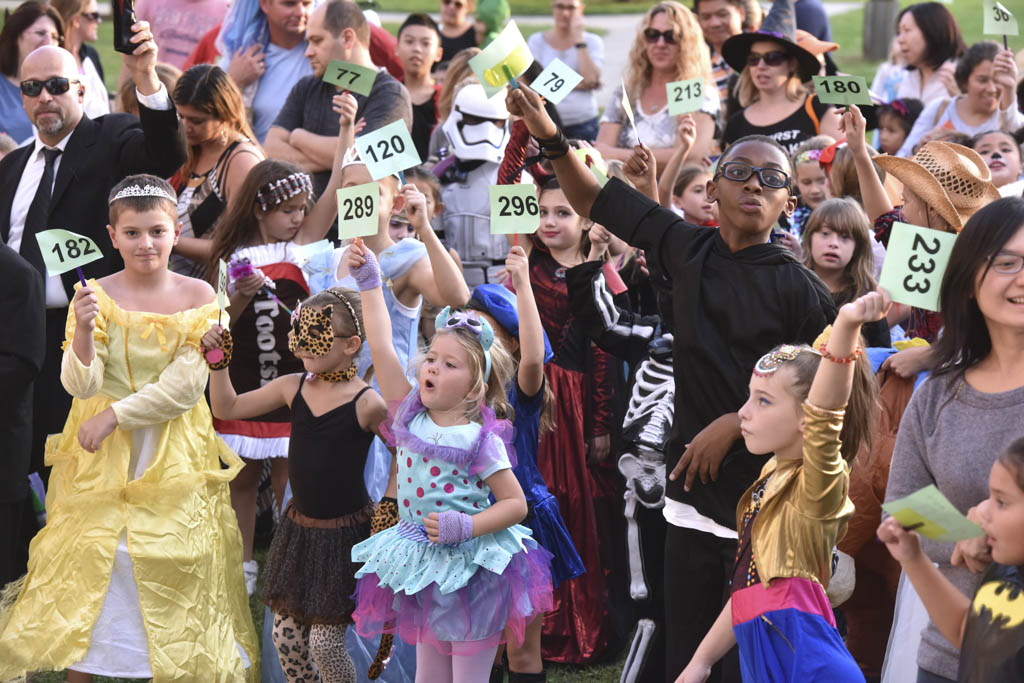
[20,147,63,275]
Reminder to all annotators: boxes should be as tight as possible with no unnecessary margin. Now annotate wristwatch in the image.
[575,42,587,49]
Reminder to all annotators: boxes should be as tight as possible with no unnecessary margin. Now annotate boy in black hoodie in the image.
[506,83,836,682]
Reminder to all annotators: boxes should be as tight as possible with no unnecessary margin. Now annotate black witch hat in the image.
[720,0,822,82]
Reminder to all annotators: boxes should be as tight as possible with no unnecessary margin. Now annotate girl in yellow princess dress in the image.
[0,175,257,682]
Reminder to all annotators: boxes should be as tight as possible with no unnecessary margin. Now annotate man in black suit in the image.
[0,26,186,480]
[0,244,44,587]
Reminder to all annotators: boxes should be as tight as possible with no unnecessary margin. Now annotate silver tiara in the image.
[109,184,177,204]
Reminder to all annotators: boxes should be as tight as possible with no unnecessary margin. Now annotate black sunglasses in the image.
[19,77,79,97]
[746,51,789,67]
[714,161,791,190]
[643,28,678,45]
[81,11,102,21]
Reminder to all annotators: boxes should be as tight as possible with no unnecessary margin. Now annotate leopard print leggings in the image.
[272,613,356,683]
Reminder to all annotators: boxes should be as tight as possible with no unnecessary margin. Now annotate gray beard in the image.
[36,113,66,136]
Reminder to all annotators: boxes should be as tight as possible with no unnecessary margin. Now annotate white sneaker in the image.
[243,560,258,597]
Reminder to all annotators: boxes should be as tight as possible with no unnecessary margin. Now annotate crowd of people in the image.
[0,0,1023,681]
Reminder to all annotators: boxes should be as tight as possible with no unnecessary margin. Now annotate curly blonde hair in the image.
[624,1,712,102]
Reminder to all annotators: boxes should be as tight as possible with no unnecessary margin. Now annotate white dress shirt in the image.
[7,85,172,308]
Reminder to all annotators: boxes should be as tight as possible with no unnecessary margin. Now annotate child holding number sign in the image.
[0,175,258,681]
[207,91,359,594]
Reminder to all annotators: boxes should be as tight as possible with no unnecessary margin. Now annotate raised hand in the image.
[347,240,382,291]
[505,245,530,288]
[623,143,657,197]
[505,83,558,139]
[73,286,99,334]
[401,184,428,226]
[839,105,867,155]
[836,288,892,326]
[123,20,160,93]
[676,113,697,151]
[876,516,925,564]
[333,91,358,128]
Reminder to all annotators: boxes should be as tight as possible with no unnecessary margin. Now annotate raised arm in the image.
[506,245,545,396]
[657,115,696,207]
[403,185,471,308]
[506,82,603,219]
[296,93,360,245]
[841,105,893,221]
[200,325,297,419]
[347,243,412,403]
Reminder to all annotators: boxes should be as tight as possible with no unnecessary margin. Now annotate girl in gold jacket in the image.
[678,289,890,683]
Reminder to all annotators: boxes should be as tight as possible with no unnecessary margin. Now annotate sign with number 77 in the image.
[35,229,103,278]
[531,58,584,105]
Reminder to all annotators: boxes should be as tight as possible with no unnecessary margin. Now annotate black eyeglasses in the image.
[746,51,789,67]
[80,11,102,22]
[19,77,80,97]
[643,28,678,45]
[714,161,791,189]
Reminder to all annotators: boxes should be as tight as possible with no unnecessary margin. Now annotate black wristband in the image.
[535,130,570,160]
[575,42,587,49]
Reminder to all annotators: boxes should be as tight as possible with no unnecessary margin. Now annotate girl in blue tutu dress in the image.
[345,242,554,682]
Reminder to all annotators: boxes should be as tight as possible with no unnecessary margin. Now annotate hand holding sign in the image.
[882,485,984,543]
[531,58,584,105]
[812,75,872,107]
[323,60,377,96]
[490,184,540,234]
[666,78,704,115]
[205,259,231,364]
[354,120,421,182]
[878,222,957,312]
[469,22,533,98]
[36,229,103,286]
[337,182,380,240]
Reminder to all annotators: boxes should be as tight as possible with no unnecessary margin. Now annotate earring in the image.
[220,128,228,145]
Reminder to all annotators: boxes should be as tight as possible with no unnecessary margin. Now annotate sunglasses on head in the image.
[20,77,79,97]
[747,50,790,67]
[643,28,677,45]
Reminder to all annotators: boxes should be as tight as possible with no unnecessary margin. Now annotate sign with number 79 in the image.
[531,58,584,105]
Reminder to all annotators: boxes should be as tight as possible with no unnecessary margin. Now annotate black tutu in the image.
[262,502,373,625]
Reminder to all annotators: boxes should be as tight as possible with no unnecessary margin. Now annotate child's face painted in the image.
[737,366,804,457]
[677,174,716,224]
[809,225,855,278]
[257,194,307,243]
[877,112,907,156]
[795,161,831,210]
[107,207,180,274]
[418,332,476,413]
[974,132,1023,189]
[982,461,1024,565]
[536,187,586,252]
[708,140,796,237]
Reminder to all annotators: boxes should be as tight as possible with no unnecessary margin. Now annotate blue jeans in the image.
[917,668,955,683]
[562,116,600,141]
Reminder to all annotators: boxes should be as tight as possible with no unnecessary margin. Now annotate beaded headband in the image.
[109,184,176,205]
[752,344,820,377]
[793,148,823,167]
[257,172,313,212]
[435,307,495,381]
[326,290,362,339]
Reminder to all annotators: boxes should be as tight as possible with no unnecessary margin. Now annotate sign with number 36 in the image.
[878,222,957,312]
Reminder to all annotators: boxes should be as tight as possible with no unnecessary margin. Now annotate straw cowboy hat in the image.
[874,142,1001,231]
[721,0,822,82]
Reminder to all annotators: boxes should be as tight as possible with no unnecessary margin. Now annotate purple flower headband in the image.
[256,172,313,212]
[793,148,824,167]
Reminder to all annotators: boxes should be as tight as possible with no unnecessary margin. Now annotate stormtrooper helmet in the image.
[441,82,510,164]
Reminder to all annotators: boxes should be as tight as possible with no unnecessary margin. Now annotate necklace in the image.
[311,364,357,383]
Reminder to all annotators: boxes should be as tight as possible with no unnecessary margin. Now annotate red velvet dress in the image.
[524,248,618,663]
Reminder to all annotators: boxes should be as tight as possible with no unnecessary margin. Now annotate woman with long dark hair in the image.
[170,64,264,277]
[885,196,1024,682]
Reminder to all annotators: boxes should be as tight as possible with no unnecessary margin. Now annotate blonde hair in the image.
[736,64,806,108]
[827,145,886,206]
[800,198,877,304]
[416,326,515,424]
[438,47,481,121]
[624,2,712,102]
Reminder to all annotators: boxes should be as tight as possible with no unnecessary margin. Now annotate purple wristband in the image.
[351,247,382,291]
[437,510,474,545]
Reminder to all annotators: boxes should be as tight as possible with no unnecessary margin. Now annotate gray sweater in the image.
[886,373,1024,679]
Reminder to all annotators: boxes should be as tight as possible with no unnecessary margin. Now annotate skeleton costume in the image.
[565,260,675,683]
